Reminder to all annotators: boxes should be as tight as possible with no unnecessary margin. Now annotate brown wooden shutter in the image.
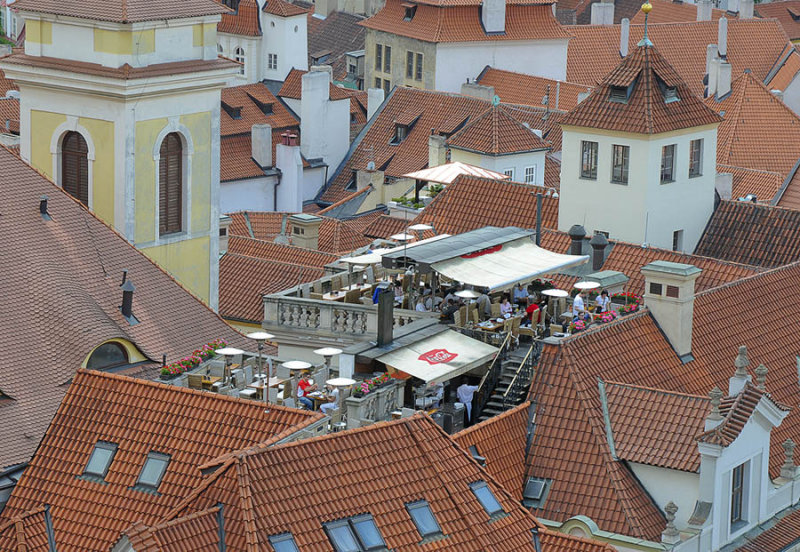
[62,132,89,206]
[159,133,183,235]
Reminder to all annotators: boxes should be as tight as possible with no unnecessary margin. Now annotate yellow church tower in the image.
[0,0,238,309]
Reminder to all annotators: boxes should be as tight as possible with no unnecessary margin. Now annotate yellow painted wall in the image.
[141,235,211,302]
[225,319,262,334]
[181,111,212,233]
[193,23,217,47]
[94,28,155,55]
[26,20,52,44]
[79,117,115,224]
[134,117,165,244]
[30,110,66,179]
[82,338,148,368]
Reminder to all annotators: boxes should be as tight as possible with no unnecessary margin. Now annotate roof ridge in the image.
[696,259,800,298]
[0,505,46,537]
[718,164,785,177]
[603,379,710,400]
[163,458,237,521]
[228,234,339,259]
[454,400,531,438]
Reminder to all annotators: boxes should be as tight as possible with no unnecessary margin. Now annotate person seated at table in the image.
[512,283,529,307]
[521,298,540,327]
[595,289,610,313]
[296,372,317,409]
[500,296,514,316]
[476,289,492,319]
[440,298,459,322]
[572,290,591,322]
[415,296,429,312]
[320,385,339,415]
[425,291,443,311]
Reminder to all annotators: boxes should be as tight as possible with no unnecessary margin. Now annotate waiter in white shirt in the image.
[457,381,480,424]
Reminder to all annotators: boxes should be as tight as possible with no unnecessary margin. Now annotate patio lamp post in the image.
[314,347,343,377]
[216,347,244,386]
[247,332,275,404]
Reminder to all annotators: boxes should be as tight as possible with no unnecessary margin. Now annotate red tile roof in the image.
[307,11,366,81]
[167,414,614,552]
[278,68,368,125]
[263,0,308,17]
[360,0,572,42]
[217,0,261,36]
[447,105,551,154]
[0,65,18,97]
[0,507,50,552]
[735,506,800,552]
[767,47,800,93]
[697,382,787,446]
[476,66,593,111]
[0,370,322,552]
[0,146,250,470]
[630,0,732,24]
[0,97,19,134]
[124,507,221,552]
[560,44,722,134]
[695,200,800,268]
[718,164,786,203]
[362,214,409,239]
[757,0,800,40]
[453,402,531,501]
[11,0,229,23]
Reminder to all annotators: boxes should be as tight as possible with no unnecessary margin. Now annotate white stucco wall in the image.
[629,463,699,530]
[451,148,548,186]
[558,124,717,251]
[434,39,568,93]
[779,76,800,119]
[300,71,350,172]
[218,33,259,84]
[263,12,307,82]
[221,175,277,213]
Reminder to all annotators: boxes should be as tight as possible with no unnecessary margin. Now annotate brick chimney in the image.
[289,214,322,250]
[640,261,701,360]
[481,0,506,34]
[251,123,273,168]
[591,0,615,25]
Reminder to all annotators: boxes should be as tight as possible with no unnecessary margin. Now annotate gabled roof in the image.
[166,414,614,551]
[718,164,786,203]
[360,0,571,43]
[278,68,368,125]
[756,0,800,40]
[307,11,366,81]
[0,370,322,552]
[217,0,261,36]
[560,44,722,135]
[0,146,249,470]
[263,0,308,17]
[453,402,531,500]
[734,505,800,552]
[447,105,551,154]
[12,0,229,23]
[124,507,221,552]
[476,66,593,111]
[0,506,50,552]
[695,200,800,268]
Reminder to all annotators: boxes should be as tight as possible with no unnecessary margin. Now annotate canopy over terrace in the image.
[402,162,510,203]
[381,226,589,292]
[339,234,451,266]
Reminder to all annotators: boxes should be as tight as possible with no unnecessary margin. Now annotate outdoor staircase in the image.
[476,345,538,423]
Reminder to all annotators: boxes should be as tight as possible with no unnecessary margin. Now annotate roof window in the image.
[609,85,631,104]
[324,514,386,551]
[221,101,242,120]
[402,3,417,20]
[269,533,300,552]
[522,477,552,508]
[390,123,408,145]
[406,500,443,539]
[134,451,170,492]
[656,76,680,104]
[247,92,274,115]
[82,441,118,480]
[469,481,504,517]
[467,445,486,466]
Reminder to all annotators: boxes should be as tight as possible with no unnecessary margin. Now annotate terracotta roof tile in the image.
[220,129,300,181]
[307,11,365,81]
[476,67,593,111]
[217,0,261,36]
[228,234,339,265]
[566,19,794,96]
[777,168,800,210]
[360,0,572,42]
[221,82,298,137]
[718,164,786,202]
[0,370,322,552]
[0,147,249,470]
[767,47,800,93]
[453,402,531,500]
[0,507,50,552]
[12,0,229,23]
[263,0,308,17]
[446,105,551,154]
[168,414,613,552]
[629,0,732,24]
[695,200,800,268]
[544,154,561,190]
[735,506,800,552]
[0,65,18,97]
[697,382,788,446]
[757,0,800,40]
[125,507,221,552]
[561,44,722,135]
[362,214,409,239]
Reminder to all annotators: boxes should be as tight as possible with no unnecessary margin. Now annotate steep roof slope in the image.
[756,0,800,40]
[307,11,366,81]
[476,66,593,111]
[12,0,229,22]
[447,104,551,154]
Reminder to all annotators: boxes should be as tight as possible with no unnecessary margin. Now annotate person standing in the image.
[596,289,611,313]
[457,381,480,424]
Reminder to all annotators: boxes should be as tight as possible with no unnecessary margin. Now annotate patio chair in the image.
[453,310,463,328]
[458,306,467,325]
[312,281,324,294]
[331,275,343,291]
[511,317,521,348]
[490,303,501,318]
[311,292,324,300]
[345,289,361,304]
[470,308,479,326]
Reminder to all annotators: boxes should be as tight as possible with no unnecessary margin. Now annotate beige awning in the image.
[377,330,498,383]
[431,237,588,292]
[402,162,510,185]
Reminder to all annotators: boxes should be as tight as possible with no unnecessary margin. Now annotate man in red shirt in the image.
[522,298,540,327]
[296,372,317,409]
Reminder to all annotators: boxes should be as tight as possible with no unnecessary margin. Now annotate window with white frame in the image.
[524,165,536,184]
[689,138,703,177]
[234,47,245,75]
[731,461,749,530]
[503,168,514,179]
[268,53,278,70]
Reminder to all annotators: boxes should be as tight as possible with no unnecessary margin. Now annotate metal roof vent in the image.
[40,195,51,221]
[120,279,139,325]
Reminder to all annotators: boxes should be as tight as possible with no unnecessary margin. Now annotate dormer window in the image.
[247,93,274,115]
[402,2,417,20]
[223,0,239,11]
[609,86,629,103]
[789,7,800,21]
[656,75,680,104]
[221,101,242,120]
[391,124,408,144]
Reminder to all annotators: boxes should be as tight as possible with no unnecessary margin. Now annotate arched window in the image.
[87,342,129,370]
[234,47,245,75]
[159,133,183,235]
[217,43,223,55]
[62,131,89,205]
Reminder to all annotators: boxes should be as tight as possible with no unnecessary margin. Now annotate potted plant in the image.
[160,338,228,379]
[568,320,586,333]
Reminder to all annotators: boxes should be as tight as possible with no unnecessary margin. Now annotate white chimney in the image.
[460,82,495,101]
[251,123,273,168]
[707,57,719,98]
[481,0,506,34]
[640,261,702,360]
[727,0,740,14]
[429,134,447,167]
[715,172,733,201]
[717,61,732,99]
[275,133,304,213]
[705,44,718,76]
[620,18,630,57]
[718,17,728,59]
[739,0,754,18]
[697,0,712,21]
[367,87,385,121]
[311,64,333,77]
[300,69,350,172]
[591,0,615,25]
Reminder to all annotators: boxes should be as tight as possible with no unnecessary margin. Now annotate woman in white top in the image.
[500,296,514,316]
[415,297,428,312]
[596,290,611,313]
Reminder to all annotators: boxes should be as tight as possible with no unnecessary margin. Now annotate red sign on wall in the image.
[418,349,458,365]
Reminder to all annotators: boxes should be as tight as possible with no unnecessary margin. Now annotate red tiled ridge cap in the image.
[263,0,308,17]
[11,0,230,24]
[695,259,800,299]
[0,505,47,537]
[603,380,708,400]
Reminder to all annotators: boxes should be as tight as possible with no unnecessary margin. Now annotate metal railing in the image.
[502,339,543,410]
[472,333,512,420]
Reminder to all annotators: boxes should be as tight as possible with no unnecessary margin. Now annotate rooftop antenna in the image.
[638,2,654,47]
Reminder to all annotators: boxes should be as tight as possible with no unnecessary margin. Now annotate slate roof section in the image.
[217,0,261,36]
[124,507,221,552]
[168,414,614,552]
[756,0,800,40]
[446,105,552,155]
[360,0,572,43]
[560,44,722,135]
[695,200,800,268]
[11,0,229,23]
[307,11,366,81]
[476,66,593,112]
[453,402,531,501]
[0,146,249,470]
[0,370,322,552]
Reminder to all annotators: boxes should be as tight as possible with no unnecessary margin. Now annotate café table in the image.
[308,390,330,410]
[322,291,346,301]
[201,376,221,390]
[247,377,287,399]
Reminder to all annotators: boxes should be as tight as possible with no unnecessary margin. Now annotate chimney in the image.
[121,279,135,320]
[568,224,586,256]
[591,0,615,25]
[311,64,333,78]
[219,215,232,255]
[289,214,322,250]
[739,0,754,17]
[376,287,394,347]
[481,0,506,34]
[356,168,384,191]
[697,0,712,21]
[251,124,273,168]
[428,133,447,167]
[707,57,719,98]
[640,261,701,360]
[717,60,732,99]
[367,87,385,120]
[275,133,304,213]
[301,70,350,171]
[460,82,495,101]
[715,172,733,201]
[590,232,608,271]
[718,18,728,60]
[620,18,630,57]
[727,0,740,14]
[314,0,338,18]
[729,345,751,395]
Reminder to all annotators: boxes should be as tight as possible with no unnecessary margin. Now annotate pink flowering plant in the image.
[611,292,643,315]
[569,320,586,333]
[160,338,228,376]
[351,373,392,397]
[599,310,618,323]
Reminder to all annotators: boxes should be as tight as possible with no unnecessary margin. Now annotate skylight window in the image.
[324,514,386,552]
[469,481,504,516]
[406,500,442,538]
[83,441,118,480]
[269,533,300,552]
[522,477,552,508]
[135,451,170,492]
